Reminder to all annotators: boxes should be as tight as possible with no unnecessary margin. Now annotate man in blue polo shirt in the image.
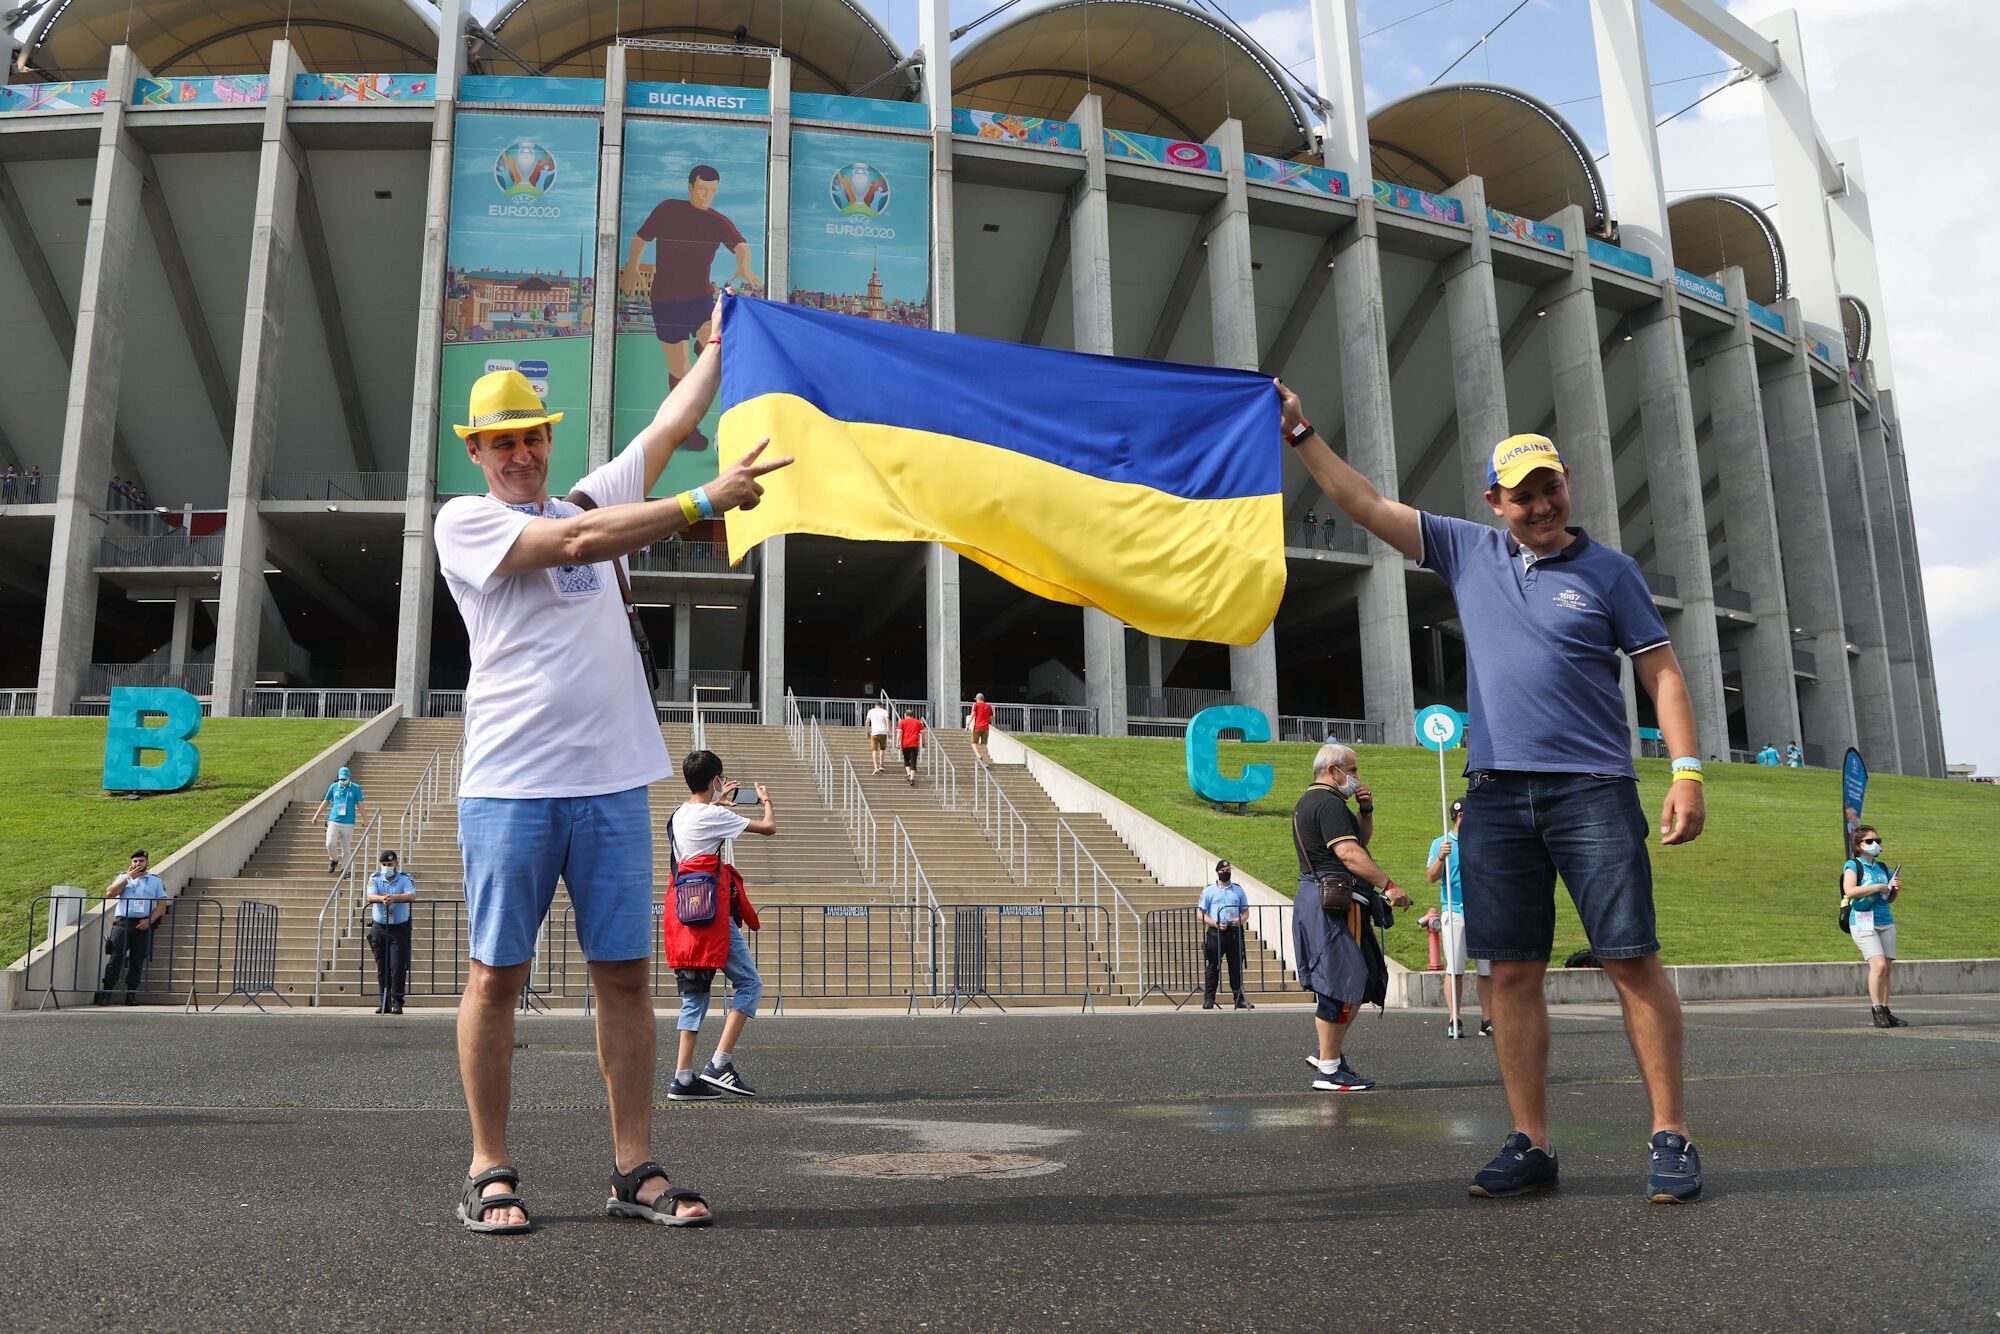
[316,767,367,874]
[1281,384,1707,1205]
[365,849,417,1014]
[99,849,168,1004]
[1197,860,1252,1010]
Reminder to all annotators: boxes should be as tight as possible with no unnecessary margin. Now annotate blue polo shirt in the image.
[324,780,363,824]
[1420,514,1669,778]
[1427,835,1463,912]
[1197,881,1247,925]
[369,869,414,925]
[114,873,166,919]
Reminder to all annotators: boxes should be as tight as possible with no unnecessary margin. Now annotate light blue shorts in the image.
[676,921,763,1031]
[458,787,654,968]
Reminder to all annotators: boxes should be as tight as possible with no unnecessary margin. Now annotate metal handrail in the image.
[839,757,880,884]
[783,689,805,761]
[803,716,836,806]
[968,760,1032,884]
[1054,817,1143,990]
[890,815,943,999]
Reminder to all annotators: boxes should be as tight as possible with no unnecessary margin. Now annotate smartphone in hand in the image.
[732,784,764,806]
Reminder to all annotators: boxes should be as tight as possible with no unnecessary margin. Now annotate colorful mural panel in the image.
[1245,154,1347,196]
[438,112,602,495]
[1371,180,1465,224]
[292,73,434,103]
[788,129,932,329]
[1104,129,1221,172]
[951,107,1081,149]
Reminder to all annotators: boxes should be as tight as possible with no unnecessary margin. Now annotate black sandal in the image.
[456,1166,533,1234]
[606,1160,714,1227]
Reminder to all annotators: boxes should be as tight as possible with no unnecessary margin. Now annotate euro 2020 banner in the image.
[614,119,768,498]
[438,112,601,495]
[788,129,931,330]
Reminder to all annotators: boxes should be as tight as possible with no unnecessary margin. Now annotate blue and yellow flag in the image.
[715,296,1285,645]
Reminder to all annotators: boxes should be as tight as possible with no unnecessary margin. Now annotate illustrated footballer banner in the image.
[788,130,932,331]
[614,118,769,497]
[438,112,600,495]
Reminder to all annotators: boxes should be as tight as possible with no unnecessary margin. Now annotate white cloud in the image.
[1243,4,1317,77]
[1921,562,2000,633]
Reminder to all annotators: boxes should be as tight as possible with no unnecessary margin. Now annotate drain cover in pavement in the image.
[821,1152,1060,1180]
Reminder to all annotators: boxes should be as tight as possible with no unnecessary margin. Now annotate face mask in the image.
[1860,841,1882,856]
[1334,773,1361,799]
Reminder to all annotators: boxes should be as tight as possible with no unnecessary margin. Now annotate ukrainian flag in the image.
[716,295,1285,645]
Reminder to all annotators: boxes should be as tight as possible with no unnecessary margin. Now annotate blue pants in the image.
[676,921,763,1031]
[457,787,654,967]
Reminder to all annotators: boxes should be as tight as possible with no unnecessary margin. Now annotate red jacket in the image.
[662,854,760,969]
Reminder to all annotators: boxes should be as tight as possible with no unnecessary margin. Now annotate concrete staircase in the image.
[157,719,1296,1008]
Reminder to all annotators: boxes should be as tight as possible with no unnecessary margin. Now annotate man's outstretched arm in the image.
[1276,381,1422,561]
[633,293,728,493]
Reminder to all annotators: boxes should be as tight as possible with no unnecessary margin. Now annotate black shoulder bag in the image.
[1292,800,1367,914]
[563,490,660,691]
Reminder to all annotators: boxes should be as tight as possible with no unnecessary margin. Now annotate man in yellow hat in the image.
[436,294,790,1234]
[1277,384,1708,1207]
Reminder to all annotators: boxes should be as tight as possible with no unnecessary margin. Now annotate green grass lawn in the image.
[1023,736,2000,968]
[0,718,357,955]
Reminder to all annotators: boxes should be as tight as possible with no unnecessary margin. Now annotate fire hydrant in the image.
[1420,908,1443,971]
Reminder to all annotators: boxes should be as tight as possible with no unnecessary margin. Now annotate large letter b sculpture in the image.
[102,686,203,792]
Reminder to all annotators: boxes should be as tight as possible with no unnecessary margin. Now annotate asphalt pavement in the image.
[0,994,1995,1330]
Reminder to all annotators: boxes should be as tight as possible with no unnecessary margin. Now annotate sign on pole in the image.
[1414,705,1464,837]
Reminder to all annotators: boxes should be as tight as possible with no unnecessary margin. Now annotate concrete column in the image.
[170,589,196,665]
[1068,94,1126,736]
[211,43,304,716]
[1880,389,1944,775]
[1705,267,1801,753]
[586,46,626,471]
[1627,300,1728,756]
[393,0,467,717]
[672,597,692,676]
[35,47,148,716]
[1442,175,1510,518]
[1544,203,1639,751]
[1309,0,1413,745]
[1814,387,1900,769]
[1757,309,1857,758]
[1204,119,1280,731]
[920,10,962,726]
[755,59,794,723]
[1853,379,1926,775]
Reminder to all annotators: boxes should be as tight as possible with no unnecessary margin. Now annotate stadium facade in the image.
[0,0,1944,776]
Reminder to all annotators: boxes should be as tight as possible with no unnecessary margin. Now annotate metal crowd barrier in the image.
[23,895,228,1010]
[212,901,289,1010]
[1140,905,1296,1008]
[333,899,469,1000]
[946,904,1115,1013]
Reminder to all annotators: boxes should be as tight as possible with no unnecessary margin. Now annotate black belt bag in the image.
[1293,810,1367,912]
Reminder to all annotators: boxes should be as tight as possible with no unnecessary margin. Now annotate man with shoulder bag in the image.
[1291,744,1411,1092]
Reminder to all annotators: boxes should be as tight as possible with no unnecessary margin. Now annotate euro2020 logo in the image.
[495,140,558,199]
[830,162,890,218]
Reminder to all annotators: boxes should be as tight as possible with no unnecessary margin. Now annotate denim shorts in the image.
[458,787,655,967]
[1459,771,1657,962]
[676,921,764,1031]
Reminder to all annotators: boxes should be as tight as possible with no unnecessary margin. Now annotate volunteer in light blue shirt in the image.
[365,849,415,1014]
[318,767,367,873]
[1426,801,1490,1040]
[100,850,167,1003]
[1197,861,1253,1009]
[1843,824,1908,1029]
[1756,744,1781,766]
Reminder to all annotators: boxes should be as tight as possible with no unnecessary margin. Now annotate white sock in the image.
[711,1050,733,1069]
[676,1068,694,1083]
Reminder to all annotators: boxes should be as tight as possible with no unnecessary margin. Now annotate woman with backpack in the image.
[1843,824,1907,1029]
[661,749,775,1102]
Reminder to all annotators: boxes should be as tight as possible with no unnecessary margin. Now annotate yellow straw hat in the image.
[453,369,565,440]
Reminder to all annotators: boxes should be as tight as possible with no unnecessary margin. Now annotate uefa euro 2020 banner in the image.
[787,129,931,330]
[438,112,601,495]
[614,119,769,498]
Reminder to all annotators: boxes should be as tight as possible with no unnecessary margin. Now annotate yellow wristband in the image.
[1671,768,1705,785]
[675,490,701,525]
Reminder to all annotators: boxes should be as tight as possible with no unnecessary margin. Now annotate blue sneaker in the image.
[1647,1131,1702,1203]
[1311,1056,1374,1092]
[1468,1132,1559,1198]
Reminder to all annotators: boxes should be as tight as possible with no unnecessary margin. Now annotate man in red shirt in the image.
[897,711,926,786]
[969,693,995,764]
[619,165,760,450]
